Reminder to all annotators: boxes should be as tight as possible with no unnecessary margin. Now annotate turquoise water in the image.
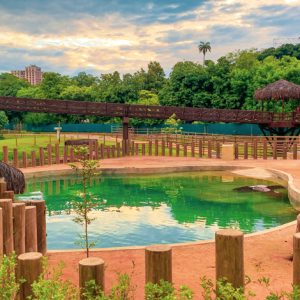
[20,172,297,250]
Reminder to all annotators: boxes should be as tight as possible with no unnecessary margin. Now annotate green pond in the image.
[19,172,297,250]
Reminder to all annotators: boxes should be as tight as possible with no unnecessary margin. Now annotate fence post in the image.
[145,245,172,284]
[47,144,52,165]
[13,148,18,168]
[199,140,203,158]
[273,141,277,160]
[0,199,13,255]
[215,229,244,289]
[13,202,26,255]
[31,151,36,167]
[176,144,180,157]
[3,146,8,163]
[17,252,43,300]
[25,206,38,252]
[135,143,139,156]
[149,141,152,156]
[26,200,47,255]
[116,142,121,157]
[63,147,68,163]
[244,142,248,159]
[183,144,187,157]
[208,141,212,158]
[253,140,257,159]
[155,140,159,156]
[39,147,44,166]
[79,257,105,299]
[142,144,146,156]
[22,151,27,168]
[263,141,268,160]
[283,143,287,160]
[169,142,173,156]
[216,142,221,159]
[234,143,239,159]
[55,143,60,164]
[70,148,75,162]
[162,140,165,156]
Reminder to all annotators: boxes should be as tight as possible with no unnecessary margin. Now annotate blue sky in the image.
[0,0,299,75]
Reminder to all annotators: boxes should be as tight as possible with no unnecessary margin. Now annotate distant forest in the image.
[0,43,300,127]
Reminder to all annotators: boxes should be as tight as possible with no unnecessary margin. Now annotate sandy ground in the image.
[21,157,300,299]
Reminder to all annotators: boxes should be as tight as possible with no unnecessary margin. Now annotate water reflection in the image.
[20,172,297,249]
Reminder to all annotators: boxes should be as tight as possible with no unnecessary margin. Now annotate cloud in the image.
[0,0,299,75]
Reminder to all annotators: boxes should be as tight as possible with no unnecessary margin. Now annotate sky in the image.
[0,0,299,76]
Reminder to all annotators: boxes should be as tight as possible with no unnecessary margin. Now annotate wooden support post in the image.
[234,143,239,159]
[155,140,159,156]
[142,144,146,156]
[293,143,298,160]
[112,145,116,158]
[116,143,121,157]
[273,141,277,160]
[0,208,2,257]
[122,116,129,155]
[169,142,173,156]
[283,143,287,160]
[22,151,27,168]
[79,257,105,299]
[294,232,300,287]
[25,206,38,252]
[176,144,180,157]
[95,141,99,160]
[0,199,13,255]
[3,146,8,163]
[131,141,135,156]
[215,229,244,289]
[47,144,52,165]
[0,180,7,197]
[183,144,187,157]
[135,143,139,156]
[149,141,152,156]
[100,144,105,159]
[3,190,14,200]
[13,148,18,168]
[107,147,111,158]
[244,142,248,159]
[55,143,60,164]
[39,147,44,166]
[31,151,36,167]
[63,147,68,163]
[216,142,221,159]
[208,141,212,158]
[18,252,43,300]
[13,202,26,255]
[26,200,47,255]
[191,142,195,157]
[263,141,268,160]
[145,245,172,284]
[199,140,203,158]
[253,140,257,159]
[122,140,126,157]
[70,148,75,162]
[162,140,165,156]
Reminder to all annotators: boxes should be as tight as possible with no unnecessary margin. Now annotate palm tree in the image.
[198,41,211,66]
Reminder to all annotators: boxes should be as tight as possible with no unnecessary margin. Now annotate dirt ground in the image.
[22,157,300,299]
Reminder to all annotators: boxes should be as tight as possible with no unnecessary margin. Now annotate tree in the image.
[0,111,8,130]
[0,73,29,97]
[198,41,211,65]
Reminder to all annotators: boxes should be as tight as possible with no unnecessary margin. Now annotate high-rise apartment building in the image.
[11,65,43,85]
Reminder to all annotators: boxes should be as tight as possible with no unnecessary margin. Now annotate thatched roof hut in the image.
[0,162,25,194]
[255,79,300,101]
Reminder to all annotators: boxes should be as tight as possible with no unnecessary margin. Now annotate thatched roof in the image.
[254,79,300,101]
[0,162,25,194]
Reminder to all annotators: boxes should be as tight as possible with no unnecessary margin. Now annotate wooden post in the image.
[149,141,152,156]
[155,140,159,156]
[142,144,146,156]
[100,144,105,159]
[145,245,172,284]
[199,140,203,158]
[79,257,105,298]
[25,206,38,252]
[0,199,13,255]
[283,143,287,160]
[263,141,268,160]
[13,202,26,255]
[273,141,277,160]
[208,141,212,158]
[31,151,36,167]
[26,200,47,255]
[95,141,99,160]
[135,143,139,156]
[215,229,244,289]
[293,143,298,160]
[55,143,60,164]
[22,151,27,168]
[0,180,7,197]
[297,214,300,233]
[253,140,257,159]
[70,148,75,162]
[294,232,300,287]
[18,252,43,300]
[47,144,52,165]
[244,142,248,159]
[183,144,187,157]
[234,143,239,159]
[39,147,44,166]
[63,147,68,163]
[162,140,165,156]
[216,142,221,159]
[0,208,2,257]
[176,144,180,157]
[3,146,8,163]
[191,142,195,157]
[116,142,121,157]
[13,148,18,168]
[169,142,173,156]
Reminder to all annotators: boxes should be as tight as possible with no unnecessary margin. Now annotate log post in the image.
[22,151,27,168]
[273,141,277,160]
[293,143,298,160]
[149,141,152,156]
[297,214,300,233]
[208,141,212,158]
[162,140,165,156]
[0,208,2,257]
[26,200,47,255]
[199,140,203,158]
[0,199,13,255]
[0,180,7,197]
[183,144,187,157]
[135,143,139,156]
[155,140,159,156]
[55,143,60,164]
[145,245,172,284]
[47,144,52,165]
[70,148,75,162]
[176,144,180,157]
[31,151,36,167]
[142,144,146,156]
[25,206,38,252]
[63,147,68,163]
[13,148,18,168]
[3,146,8,163]
[13,202,26,255]
[79,257,105,299]
[215,229,244,289]
[17,252,43,300]
[244,142,248,159]
[168,142,173,156]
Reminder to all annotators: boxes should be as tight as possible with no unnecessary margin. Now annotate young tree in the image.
[69,146,100,257]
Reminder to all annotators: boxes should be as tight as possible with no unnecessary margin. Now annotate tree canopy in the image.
[1,44,300,127]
